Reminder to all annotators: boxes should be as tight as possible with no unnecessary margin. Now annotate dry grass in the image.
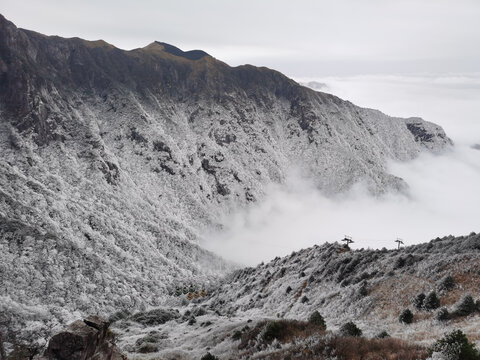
[321,336,429,360]
[242,334,428,360]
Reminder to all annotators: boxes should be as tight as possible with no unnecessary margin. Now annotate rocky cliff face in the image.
[0,14,452,345]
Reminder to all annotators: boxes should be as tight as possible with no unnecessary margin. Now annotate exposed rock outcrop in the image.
[41,316,125,360]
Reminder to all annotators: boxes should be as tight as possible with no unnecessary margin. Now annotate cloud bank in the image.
[203,74,480,266]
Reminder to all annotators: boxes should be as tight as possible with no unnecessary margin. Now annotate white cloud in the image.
[203,74,480,266]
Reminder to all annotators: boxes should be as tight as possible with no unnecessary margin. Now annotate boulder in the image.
[41,316,125,360]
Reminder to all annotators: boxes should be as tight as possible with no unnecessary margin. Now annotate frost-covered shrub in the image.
[136,342,158,353]
[413,293,426,310]
[399,309,413,324]
[130,308,180,325]
[358,281,368,297]
[285,286,292,294]
[231,330,242,341]
[454,295,477,317]
[424,292,440,311]
[435,308,450,322]
[192,307,206,317]
[437,275,455,292]
[394,257,406,269]
[262,321,284,342]
[108,309,131,323]
[339,321,362,337]
[429,330,480,360]
[201,352,219,360]
[308,311,326,330]
[301,296,309,304]
[376,330,390,339]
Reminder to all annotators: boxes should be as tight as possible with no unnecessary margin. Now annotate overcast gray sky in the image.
[2,0,480,76]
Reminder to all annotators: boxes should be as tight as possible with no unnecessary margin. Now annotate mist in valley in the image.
[203,74,480,266]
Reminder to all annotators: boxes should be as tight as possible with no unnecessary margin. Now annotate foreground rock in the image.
[40,316,125,360]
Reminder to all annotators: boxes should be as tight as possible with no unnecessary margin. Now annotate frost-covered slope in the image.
[0,14,452,337]
[206,233,480,340]
[107,233,480,360]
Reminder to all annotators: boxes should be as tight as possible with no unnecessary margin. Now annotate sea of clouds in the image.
[203,73,480,266]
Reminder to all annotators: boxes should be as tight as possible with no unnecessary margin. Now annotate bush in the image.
[399,309,413,324]
[262,321,284,342]
[308,311,326,329]
[413,293,426,310]
[239,320,319,349]
[424,292,440,311]
[376,330,390,339]
[201,352,219,360]
[301,296,309,304]
[286,286,292,294]
[339,321,362,337]
[435,307,450,322]
[136,342,158,353]
[437,275,455,292]
[108,309,130,323]
[231,330,242,341]
[429,330,480,360]
[454,294,477,317]
[130,308,179,325]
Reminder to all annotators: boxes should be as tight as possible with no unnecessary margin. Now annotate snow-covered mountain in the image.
[0,14,452,342]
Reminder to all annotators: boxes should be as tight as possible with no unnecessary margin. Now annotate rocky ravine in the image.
[0,14,451,346]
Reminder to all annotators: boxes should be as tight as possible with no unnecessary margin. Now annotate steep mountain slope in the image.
[0,14,452,341]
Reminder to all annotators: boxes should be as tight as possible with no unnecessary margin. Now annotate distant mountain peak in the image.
[143,41,209,60]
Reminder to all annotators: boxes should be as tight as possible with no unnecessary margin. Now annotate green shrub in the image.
[424,292,440,311]
[454,294,477,317]
[399,308,413,324]
[308,311,326,330]
[339,321,362,337]
[429,330,480,360]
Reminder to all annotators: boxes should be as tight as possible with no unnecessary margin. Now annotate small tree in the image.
[308,311,326,330]
[424,292,440,311]
[399,308,413,324]
[413,293,426,310]
[437,275,455,292]
[435,308,450,322]
[201,353,219,360]
[454,294,477,317]
[340,321,362,337]
[376,330,390,339]
[429,330,480,360]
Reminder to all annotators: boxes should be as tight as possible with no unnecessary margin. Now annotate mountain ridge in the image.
[0,14,454,348]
